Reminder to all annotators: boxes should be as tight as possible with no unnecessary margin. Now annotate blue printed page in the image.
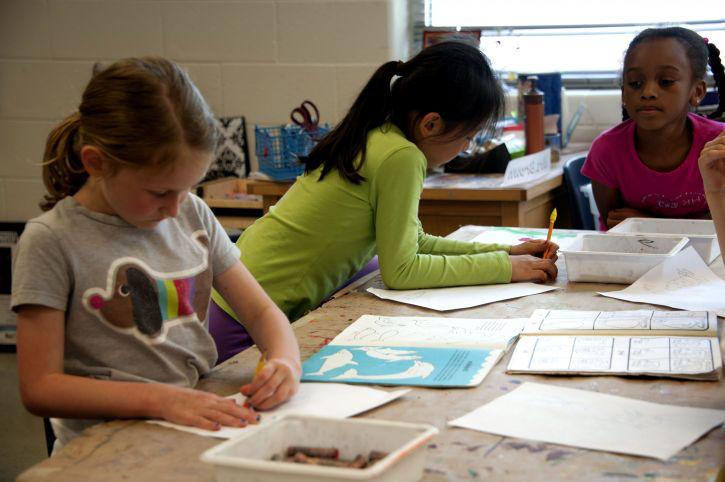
[302,345,502,387]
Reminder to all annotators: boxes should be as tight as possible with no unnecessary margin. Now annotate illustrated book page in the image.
[301,315,526,387]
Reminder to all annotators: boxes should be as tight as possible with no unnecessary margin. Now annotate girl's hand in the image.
[606,207,649,228]
[698,131,725,193]
[510,239,559,261]
[240,357,301,411]
[153,384,259,431]
[509,255,558,283]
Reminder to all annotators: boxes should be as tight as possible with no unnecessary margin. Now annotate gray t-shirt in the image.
[11,193,239,447]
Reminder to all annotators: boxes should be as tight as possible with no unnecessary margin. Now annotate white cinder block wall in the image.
[0,0,408,221]
[0,0,620,222]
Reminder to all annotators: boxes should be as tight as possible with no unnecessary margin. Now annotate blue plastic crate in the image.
[255,124,330,181]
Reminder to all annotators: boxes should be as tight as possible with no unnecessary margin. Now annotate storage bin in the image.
[255,124,330,181]
[561,233,689,284]
[608,218,720,263]
[200,414,438,482]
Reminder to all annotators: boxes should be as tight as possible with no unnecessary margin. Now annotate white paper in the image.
[471,226,580,251]
[508,335,721,378]
[449,382,725,460]
[149,383,409,439]
[367,283,558,311]
[599,247,725,316]
[331,314,525,349]
[522,309,716,336]
[501,148,551,187]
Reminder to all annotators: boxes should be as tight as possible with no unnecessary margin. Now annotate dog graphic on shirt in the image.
[82,230,212,344]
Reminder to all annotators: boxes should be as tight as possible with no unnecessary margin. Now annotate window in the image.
[424,1,725,87]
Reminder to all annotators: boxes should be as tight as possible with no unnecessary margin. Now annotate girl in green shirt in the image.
[210,42,558,361]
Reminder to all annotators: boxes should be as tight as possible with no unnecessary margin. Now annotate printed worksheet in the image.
[522,309,715,335]
[509,335,720,379]
[448,382,725,460]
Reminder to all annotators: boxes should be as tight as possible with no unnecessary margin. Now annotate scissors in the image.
[290,100,320,132]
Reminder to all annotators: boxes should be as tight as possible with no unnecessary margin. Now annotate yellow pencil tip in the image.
[550,208,557,221]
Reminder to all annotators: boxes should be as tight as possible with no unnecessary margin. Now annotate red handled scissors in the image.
[290,100,320,132]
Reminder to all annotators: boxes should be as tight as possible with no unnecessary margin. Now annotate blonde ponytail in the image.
[40,112,87,211]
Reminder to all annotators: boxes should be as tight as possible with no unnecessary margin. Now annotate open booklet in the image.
[507,309,722,380]
[302,315,525,387]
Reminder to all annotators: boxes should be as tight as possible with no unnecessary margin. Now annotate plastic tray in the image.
[609,218,720,263]
[200,414,438,482]
[561,233,689,284]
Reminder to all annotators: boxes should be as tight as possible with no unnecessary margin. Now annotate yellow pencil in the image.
[254,351,266,376]
[543,208,557,259]
[244,352,266,410]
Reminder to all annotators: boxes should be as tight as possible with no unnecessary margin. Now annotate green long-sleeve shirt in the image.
[212,124,512,321]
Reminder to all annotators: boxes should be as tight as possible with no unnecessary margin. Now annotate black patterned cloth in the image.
[203,116,250,182]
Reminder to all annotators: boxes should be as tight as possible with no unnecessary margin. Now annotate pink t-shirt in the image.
[582,113,724,227]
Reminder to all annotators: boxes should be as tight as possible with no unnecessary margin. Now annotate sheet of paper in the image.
[149,383,409,439]
[367,283,558,311]
[507,335,721,379]
[599,247,725,316]
[331,315,525,349]
[448,382,725,460]
[302,344,502,387]
[522,309,717,336]
[471,226,580,251]
[501,148,551,187]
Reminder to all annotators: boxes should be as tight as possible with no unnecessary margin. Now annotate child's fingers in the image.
[254,382,296,411]
[185,414,222,431]
[240,363,275,397]
[215,398,259,424]
[244,368,286,408]
[540,259,558,280]
[204,407,253,428]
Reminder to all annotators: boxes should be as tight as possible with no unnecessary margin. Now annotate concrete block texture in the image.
[277,1,391,63]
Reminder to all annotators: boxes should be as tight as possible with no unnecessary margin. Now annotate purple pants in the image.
[208,256,380,364]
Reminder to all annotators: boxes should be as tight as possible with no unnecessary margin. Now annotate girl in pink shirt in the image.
[582,27,725,229]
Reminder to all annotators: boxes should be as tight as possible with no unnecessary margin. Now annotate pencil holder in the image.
[255,124,330,181]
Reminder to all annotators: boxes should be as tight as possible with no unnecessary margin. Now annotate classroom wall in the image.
[0,0,621,223]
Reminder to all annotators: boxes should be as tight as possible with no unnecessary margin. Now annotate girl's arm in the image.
[374,150,556,287]
[17,305,257,430]
[213,261,301,410]
[591,180,649,228]
[699,131,725,258]
[416,224,510,255]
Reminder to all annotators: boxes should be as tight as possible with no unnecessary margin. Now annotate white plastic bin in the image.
[561,233,689,284]
[609,218,720,263]
[200,414,438,482]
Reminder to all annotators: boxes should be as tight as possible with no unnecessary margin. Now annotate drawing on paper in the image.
[536,310,710,332]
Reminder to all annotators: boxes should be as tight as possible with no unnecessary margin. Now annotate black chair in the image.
[563,156,596,230]
[43,417,55,456]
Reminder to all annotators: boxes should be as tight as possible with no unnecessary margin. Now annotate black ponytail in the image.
[301,61,399,184]
[706,42,724,120]
[301,42,504,184]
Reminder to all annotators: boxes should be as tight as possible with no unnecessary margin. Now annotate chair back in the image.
[563,156,596,230]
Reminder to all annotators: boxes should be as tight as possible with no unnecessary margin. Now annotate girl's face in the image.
[413,114,477,168]
[93,145,212,229]
[622,38,706,132]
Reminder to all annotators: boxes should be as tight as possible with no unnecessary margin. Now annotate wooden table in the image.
[17,226,724,482]
[247,165,569,236]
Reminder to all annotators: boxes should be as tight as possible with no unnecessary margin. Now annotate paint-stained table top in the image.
[17,226,725,482]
